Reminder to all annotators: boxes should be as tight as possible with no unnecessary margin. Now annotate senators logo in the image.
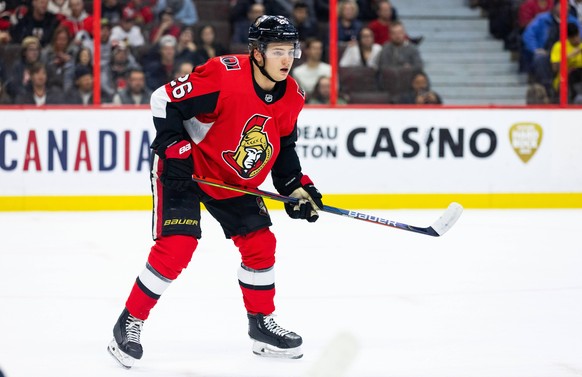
[222,114,273,179]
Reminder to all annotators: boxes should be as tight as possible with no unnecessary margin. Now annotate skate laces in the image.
[126,314,144,344]
[263,315,291,337]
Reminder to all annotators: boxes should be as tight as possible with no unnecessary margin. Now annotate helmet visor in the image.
[263,43,302,59]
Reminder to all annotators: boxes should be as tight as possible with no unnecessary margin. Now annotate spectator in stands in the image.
[550,22,582,101]
[366,0,393,45]
[61,0,93,43]
[229,0,254,25]
[102,0,123,25]
[231,2,265,45]
[48,0,71,17]
[480,0,519,46]
[155,0,198,27]
[357,0,399,22]
[570,0,582,24]
[291,37,331,95]
[41,25,76,92]
[0,1,15,33]
[339,26,381,69]
[0,4,10,43]
[65,65,94,105]
[195,24,228,63]
[112,67,151,105]
[378,21,423,71]
[143,34,176,91]
[123,0,155,28]
[338,0,363,42]
[522,3,580,91]
[518,0,554,31]
[100,18,113,68]
[75,45,93,71]
[522,2,579,67]
[516,0,554,71]
[175,26,205,67]
[292,1,318,42]
[307,75,347,104]
[398,70,442,105]
[10,0,61,46]
[14,61,65,105]
[1,1,26,26]
[314,0,329,22]
[101,41,141,99]
[149,7,181,45]
[357,0,378,22]
[366,0,421,46]
[5,36,44,99]
[262,0,318,25]
[173,60,194,78]
[110,6,145,49]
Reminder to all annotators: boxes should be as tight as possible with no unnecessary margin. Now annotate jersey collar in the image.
[251,64,287,105]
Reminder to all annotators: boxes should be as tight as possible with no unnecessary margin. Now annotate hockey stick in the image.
[191,175,463,237]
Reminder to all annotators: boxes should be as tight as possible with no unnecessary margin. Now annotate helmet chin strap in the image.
[251,53,279,83]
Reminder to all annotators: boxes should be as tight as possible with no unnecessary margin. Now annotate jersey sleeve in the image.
[150,58,222,150]
[271,77,306,194]
[271,123,304,195]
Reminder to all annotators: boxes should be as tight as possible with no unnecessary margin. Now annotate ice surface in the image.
[0,208,581,377]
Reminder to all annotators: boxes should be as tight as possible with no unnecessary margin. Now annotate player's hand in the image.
[157,139,194,192]
[285,175,323,222]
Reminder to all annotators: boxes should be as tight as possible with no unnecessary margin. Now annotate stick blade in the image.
[428,202,464,236]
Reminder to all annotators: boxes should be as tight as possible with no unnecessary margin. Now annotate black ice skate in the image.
[248,313,303,359]
[107,308,144,368]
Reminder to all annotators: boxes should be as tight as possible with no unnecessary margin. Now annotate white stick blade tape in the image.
[304,332,359,377]
[431,202,464,236]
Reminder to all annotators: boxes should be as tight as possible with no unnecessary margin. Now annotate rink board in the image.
[0,107,581,210]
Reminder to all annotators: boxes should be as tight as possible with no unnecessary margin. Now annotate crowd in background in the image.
[471,0,582,104]
[1,0,580,106]
[0,0,444,106]
[0,0,207,105]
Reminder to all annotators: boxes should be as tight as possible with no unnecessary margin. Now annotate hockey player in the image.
[107,15,323,368]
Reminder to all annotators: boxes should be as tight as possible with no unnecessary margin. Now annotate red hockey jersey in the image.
[150,54,306,200]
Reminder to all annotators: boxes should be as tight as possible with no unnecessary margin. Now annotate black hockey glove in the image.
[281,175,323,223]
[156,139,194,192]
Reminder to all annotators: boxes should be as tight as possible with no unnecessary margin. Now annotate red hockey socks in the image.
[125,235,198,319]
[232,228,277,315]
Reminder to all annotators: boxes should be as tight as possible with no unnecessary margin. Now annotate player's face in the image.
[263,42,296,81]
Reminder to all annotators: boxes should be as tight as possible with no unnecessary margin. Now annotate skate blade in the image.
[107,339,137,368]
[252,341,303,359]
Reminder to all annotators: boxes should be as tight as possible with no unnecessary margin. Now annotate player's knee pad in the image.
[232,227,276,270]
[148,234,198,280]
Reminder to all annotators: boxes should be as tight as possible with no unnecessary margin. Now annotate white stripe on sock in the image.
[138,264,171,296]
[237,264,275,287]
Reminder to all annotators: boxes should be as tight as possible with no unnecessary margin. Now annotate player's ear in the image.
[252,48,263,64]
